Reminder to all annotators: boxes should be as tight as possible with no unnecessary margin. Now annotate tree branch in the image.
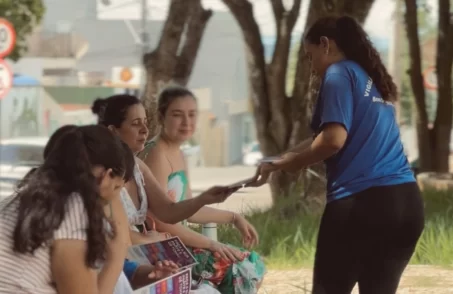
[432,0,453,156]
[143,0,190,76]
[268,0,303,149]
[174,1,213,85]
[270,0,285,21]
[221,0,276,153]
[403,0,429,125]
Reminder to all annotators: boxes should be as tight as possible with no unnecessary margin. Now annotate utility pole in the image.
[139,0,149,94]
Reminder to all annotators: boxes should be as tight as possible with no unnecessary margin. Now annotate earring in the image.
[325,49,329,55]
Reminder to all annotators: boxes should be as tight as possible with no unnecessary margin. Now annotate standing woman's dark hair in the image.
[10,125,130,267]
[305,15,398,101]
[92,94,141,127]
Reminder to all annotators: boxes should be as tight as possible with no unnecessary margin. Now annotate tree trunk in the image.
[223,0,375,210]
[432,0,453,172]
[142,0,212,138]
[404,0,453,172]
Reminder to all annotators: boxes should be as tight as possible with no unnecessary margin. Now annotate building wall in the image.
[0,86,67,139]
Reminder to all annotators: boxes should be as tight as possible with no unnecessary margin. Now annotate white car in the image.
[242,142,263,166]
[0,137,48,198]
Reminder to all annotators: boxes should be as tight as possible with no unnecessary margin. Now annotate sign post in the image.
[0,18,15,100]
[0,59,13,99]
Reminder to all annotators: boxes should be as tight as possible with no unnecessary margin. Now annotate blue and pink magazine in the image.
[128,236,197,294]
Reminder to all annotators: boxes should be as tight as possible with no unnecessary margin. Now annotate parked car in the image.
[242,142,262,166]
[0,137,48,199]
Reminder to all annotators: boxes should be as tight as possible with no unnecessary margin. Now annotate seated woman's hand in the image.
[233,215,259,248]
[149,260,179,279]
[130,260,179,289]
[208,240,245,262]
[199,186,240,205]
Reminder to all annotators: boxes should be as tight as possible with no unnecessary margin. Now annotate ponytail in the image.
[305,15,398,101]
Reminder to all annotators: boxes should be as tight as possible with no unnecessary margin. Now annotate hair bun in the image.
[91,98,106,115]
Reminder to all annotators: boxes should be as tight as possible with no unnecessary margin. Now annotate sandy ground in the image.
[259,265,453,294]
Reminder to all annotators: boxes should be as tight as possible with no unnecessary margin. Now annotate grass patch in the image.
[205,189,453,269]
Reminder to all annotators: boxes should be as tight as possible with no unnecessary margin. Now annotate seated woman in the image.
[0,125,134,294]
[49,125,179,293]
[142,86,266,294]
[91,95,237,247]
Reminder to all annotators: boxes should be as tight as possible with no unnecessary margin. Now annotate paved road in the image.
[190,166,272,213]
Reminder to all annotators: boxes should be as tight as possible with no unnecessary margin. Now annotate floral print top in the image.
[120,160,148,226]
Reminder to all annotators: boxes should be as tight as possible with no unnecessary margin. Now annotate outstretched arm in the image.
[136,159,206,224]
[182,158,237,225]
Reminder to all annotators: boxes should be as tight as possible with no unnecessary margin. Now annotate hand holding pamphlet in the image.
[127,236,197,269]
[227,177,256,189]
[133,267,192,294]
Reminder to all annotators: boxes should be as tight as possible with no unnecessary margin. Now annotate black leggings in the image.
[312,182,425,294]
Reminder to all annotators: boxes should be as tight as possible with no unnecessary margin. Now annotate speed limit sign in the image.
[0,18,16,58]
[0,59,13,100]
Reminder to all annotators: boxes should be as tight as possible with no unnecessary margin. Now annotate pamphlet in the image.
[259,156,281,163]
[133,267,192,294]
[227,177,255,189]
[127,236,197,269]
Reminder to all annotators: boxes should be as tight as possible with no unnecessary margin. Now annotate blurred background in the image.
[1,1,453,291]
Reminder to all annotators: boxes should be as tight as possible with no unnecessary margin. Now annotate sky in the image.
[97,0,438,40]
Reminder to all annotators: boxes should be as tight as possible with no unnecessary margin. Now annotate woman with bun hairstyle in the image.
[91,95,239,246]
[249,15,424,294]
[0,125,134,294]
[142,86,266,294]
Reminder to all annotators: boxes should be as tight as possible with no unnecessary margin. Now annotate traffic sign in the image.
[0,18,16,58]
[0,59,13,99]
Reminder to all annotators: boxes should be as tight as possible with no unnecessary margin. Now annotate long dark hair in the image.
[305,15,397,101]
[10,125,131,267]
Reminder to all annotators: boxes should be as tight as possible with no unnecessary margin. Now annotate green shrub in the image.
[208,188,453,269]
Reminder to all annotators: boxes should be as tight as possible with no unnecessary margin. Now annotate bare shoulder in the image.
[143,142,169,171]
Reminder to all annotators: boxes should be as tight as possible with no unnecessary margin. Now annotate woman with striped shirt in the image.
[0,125,134,294]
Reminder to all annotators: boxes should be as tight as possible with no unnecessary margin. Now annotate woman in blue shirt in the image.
[250,15,424,294]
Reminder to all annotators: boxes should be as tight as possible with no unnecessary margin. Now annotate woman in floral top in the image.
[143,86,266,294]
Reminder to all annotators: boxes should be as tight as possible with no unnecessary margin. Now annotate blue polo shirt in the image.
[311,60,415,202]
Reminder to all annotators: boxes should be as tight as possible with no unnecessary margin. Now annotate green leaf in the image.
[0,0,45,61]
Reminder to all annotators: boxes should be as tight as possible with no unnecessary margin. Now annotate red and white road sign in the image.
[0,58,13,99]
[0,18,16,58]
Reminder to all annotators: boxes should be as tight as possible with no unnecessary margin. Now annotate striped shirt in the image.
[0,193,88,294]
